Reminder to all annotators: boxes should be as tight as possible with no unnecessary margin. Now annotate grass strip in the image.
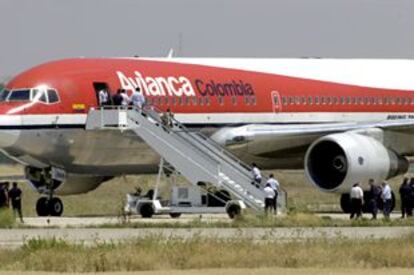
[0,234,413,272]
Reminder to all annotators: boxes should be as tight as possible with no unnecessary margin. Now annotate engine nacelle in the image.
[25,166,111,195]
[305,133,408,192]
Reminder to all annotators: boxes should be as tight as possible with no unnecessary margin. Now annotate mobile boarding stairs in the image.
[86,106,287,217]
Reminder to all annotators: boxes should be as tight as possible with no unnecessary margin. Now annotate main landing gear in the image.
[28,167,65,217]
[36,197,64,217]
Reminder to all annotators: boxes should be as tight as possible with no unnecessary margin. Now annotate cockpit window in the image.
[0,89,10,102]
[1,88,60,104]
[47,89,59,103]
[8,89,31,101]
[32,89,47,103]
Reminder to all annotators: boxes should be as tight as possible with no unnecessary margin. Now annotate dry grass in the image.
[0,235,413,272]
[0,268,411,275]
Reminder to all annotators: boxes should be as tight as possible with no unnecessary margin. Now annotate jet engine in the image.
[304,132,408,192]
[25,166,111,195]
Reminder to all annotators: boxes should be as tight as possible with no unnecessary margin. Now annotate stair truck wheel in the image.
[36,197,49,216]
[169,213,181,218]
[49,197,64,217]
[140,203,154,218]
[226,203,242,219]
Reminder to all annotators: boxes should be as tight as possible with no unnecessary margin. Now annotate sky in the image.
[1,0,414,79]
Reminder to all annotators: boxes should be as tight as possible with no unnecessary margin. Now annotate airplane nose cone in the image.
[0,130,20,148]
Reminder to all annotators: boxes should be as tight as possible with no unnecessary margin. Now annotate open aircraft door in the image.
[271,90,281,113]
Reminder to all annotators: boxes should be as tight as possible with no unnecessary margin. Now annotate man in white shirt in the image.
[350,183,364,219]
[381,181,393,219]
[263,183,275,214]
[120,90,130,107]
[251,163,262,188]
[98,89,109,106]
[266,174,279,214]
[130,87,146,109]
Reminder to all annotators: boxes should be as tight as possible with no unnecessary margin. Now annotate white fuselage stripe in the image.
[0,112,413,126]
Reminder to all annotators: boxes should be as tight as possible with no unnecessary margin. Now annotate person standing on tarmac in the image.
[368,179,381,220]
[0,182,8,208]
[266,174,280,214]
[350,183,364,219]
[263,183,275,214]
[8,182,23,223]
[399,177,412,218]
[251,163,262,188]
[408,178,414,216]
[381,181,393,219]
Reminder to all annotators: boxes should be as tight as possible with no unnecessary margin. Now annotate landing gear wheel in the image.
[36,197,49,216]
[49,197,64,217]
[169,213,181,218]
[140,203,154,218]
[226,204,241,219]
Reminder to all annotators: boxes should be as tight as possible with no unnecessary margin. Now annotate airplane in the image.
[1,57,413,216]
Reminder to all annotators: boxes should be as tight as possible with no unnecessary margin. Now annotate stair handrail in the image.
[138,105,287,195]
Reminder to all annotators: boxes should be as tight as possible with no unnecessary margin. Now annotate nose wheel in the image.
[36,197,64,217]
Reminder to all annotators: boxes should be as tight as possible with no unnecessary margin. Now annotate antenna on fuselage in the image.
[167,48,174,59]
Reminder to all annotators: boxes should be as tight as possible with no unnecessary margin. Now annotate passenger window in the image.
[396,97,401,105]
[218,96,224,106]
[47,89,59,103]
[206,96,211,106]
[315,97,319,105]
[282,96,287,106]
[327,97,332,105]
[231,96,237,106]
[307,96,313,105]
[251,96,256,105]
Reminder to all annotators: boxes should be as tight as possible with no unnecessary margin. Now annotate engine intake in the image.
[305,133,408,192]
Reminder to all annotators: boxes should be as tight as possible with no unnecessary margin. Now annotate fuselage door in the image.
[271,90,281,113]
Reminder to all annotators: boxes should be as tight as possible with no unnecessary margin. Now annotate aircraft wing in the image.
[212,119,414,160]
